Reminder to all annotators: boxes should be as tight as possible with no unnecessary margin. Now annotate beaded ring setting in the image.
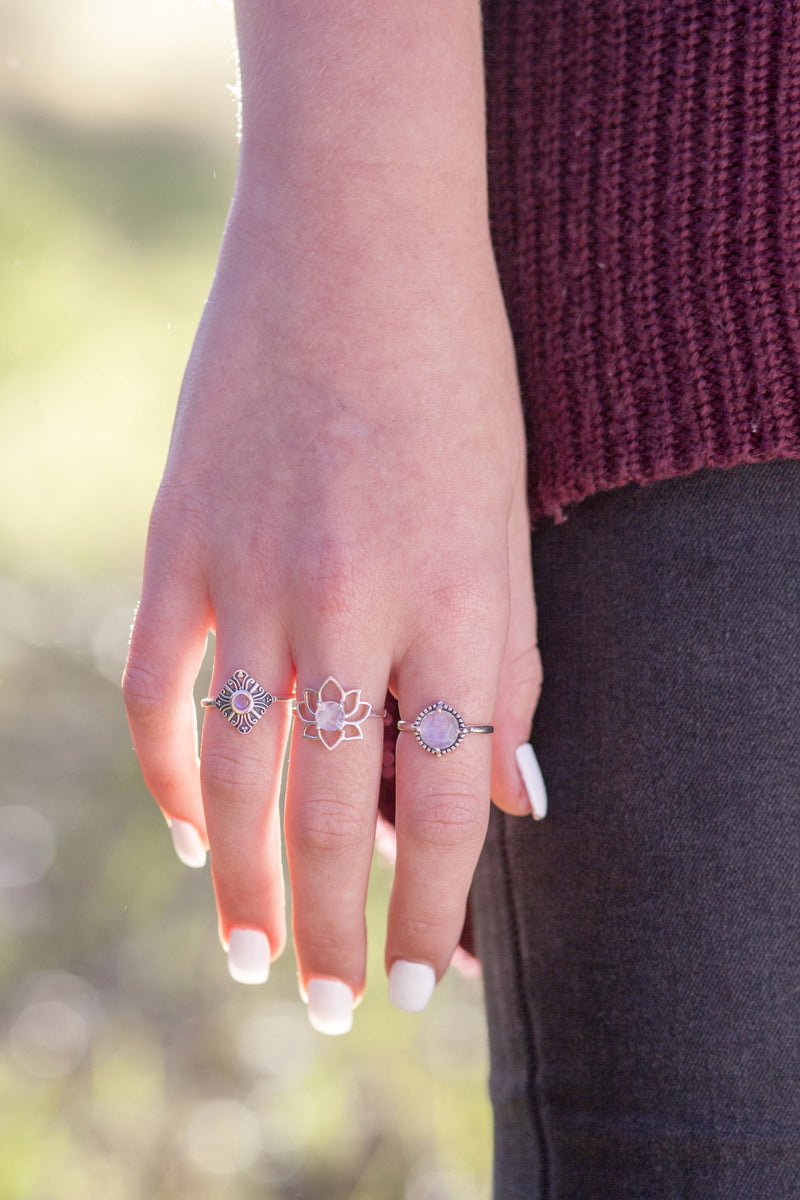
[397,701,494,756]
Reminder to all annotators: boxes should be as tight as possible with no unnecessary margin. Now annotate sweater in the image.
[482,0,800,522]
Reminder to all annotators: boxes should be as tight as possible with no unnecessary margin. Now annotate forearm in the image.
[231,0,490,256]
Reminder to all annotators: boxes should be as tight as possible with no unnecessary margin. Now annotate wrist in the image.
[230,155,493,272]
[231,0,490,258]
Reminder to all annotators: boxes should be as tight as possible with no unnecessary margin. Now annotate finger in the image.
[123,562,212,867]
[200,624,294,982]
[386,589,506,1011]
[490,480,545,818]
[284,648,389,1034]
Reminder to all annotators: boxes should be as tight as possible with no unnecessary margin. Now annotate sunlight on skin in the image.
[0,2,493,1193]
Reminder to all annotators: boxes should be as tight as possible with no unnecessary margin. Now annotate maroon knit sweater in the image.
[482,0,800,522]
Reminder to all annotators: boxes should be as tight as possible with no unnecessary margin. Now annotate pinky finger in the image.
[490,483,544,817]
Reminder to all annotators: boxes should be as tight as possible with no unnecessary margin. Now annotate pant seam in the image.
[499,811,551,1198]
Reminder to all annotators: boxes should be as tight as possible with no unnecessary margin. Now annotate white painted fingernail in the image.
[170,819,207,868]
[306,978,353,1035]
[227,928,271,984]
[516,743,548,820]
[388,960,436,1012]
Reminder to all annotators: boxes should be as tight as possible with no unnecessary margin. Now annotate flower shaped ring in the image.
[296,676,386,751]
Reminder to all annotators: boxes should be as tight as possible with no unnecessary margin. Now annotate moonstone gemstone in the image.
[316,701,345,731]
[419,709,460,751]
[231,690,253,713]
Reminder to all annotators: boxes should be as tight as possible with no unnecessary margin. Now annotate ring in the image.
[397,701,494,756]
[201,669,293,734]
[296,676,387,751]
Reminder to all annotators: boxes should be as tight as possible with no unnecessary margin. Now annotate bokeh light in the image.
[9,999,90,1079]
[0,0,492,1195]
[184,1098,263,1176]
[0,806,55,887]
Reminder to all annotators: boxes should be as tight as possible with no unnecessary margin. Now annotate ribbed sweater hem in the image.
[535,438,800,525]
[483,0,800,522]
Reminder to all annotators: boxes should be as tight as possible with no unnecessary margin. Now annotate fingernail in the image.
[306,978,354,1035]
[227,928,271,984]
[388,960,436,1012]
[170,819,207,868]
[516,743,548,820]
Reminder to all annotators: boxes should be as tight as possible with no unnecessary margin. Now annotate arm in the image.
[123,0,541,1028]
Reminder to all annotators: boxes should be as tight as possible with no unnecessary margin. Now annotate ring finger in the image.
[385,603,505,1011]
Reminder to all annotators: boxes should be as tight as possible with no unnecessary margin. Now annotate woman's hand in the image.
[122,0,543,1032]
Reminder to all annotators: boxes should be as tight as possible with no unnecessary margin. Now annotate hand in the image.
[122,207,542,1029]
[123,0,543,1032]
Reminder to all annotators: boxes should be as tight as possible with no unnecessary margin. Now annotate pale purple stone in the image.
[231,690,253,713]
[316,701,345,732]
[419,709,460,751]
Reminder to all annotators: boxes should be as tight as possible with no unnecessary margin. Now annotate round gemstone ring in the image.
[398,701,494,756]
[296,676,387,751]
[201,669,293,734]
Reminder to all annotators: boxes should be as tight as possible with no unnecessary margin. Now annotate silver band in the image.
[296,676,386,751]
[201,669,292,735]
[398,701,494,756]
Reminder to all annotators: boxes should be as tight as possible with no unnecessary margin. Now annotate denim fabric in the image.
[472,461,800,1199]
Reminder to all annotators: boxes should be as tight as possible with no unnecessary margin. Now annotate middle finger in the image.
[284,649,390,1034]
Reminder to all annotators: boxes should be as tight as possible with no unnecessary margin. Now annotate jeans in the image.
[472,460,800,1199]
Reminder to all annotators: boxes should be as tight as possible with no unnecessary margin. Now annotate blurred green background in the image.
[0,1,491,1196]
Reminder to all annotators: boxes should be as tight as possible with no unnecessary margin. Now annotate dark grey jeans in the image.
[472,461,800,1199]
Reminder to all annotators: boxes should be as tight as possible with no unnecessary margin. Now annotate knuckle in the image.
[293,924,360,964]
[288,515,400,628]
[216,876,268,915]
[400,910,458,942]
[510,642,544,710]
[411,557,509,644]
[140,761,181,803]
[404,787,488,850]
[150,481,211,539]
[201,744,265,797]
[424,574,488,624]
[146,485,212,575]
[122,660,173,723]
[296,543,365,628]
[288,794,369,858]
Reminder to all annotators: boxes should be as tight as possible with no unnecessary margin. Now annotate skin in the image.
[123,0,541,1007]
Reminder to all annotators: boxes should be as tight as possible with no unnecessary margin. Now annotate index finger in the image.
[123,565,212,865]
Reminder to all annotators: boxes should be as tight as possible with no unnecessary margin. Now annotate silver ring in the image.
[201,669,293,734]
[296,676,387,751]
[398,701,494,756]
